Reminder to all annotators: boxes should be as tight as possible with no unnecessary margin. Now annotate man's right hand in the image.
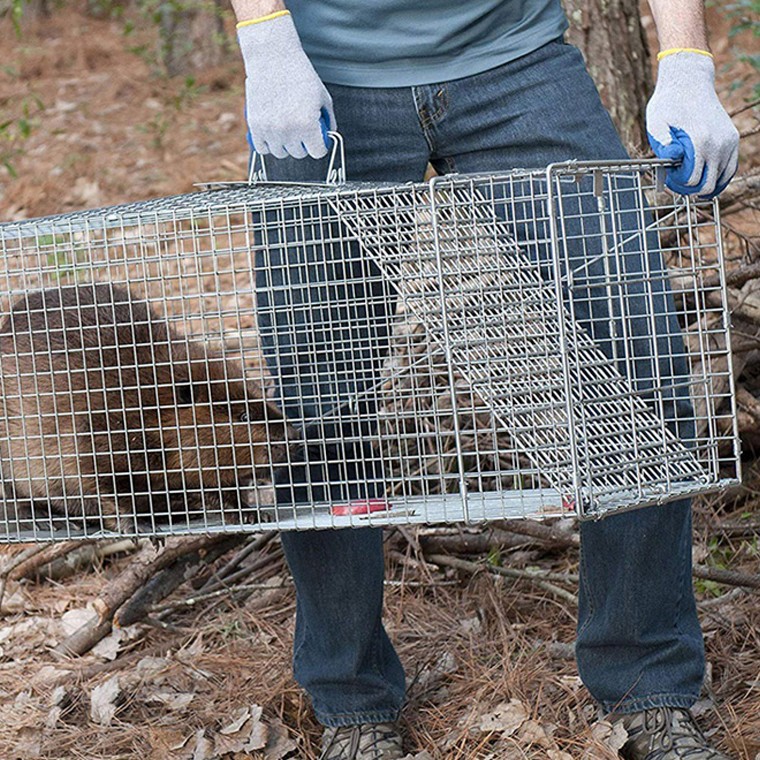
[236,10,335,159]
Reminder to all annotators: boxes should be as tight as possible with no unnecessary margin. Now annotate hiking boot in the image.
[615,707,731,759]
[319,722,404,760]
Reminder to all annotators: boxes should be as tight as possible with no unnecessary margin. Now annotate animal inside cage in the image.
[0,159,740,542]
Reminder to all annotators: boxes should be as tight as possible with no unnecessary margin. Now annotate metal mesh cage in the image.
[0,160,740,541]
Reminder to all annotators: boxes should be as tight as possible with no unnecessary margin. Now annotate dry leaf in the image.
[518,718,556,748]
[62,607,98,636]
[591,720,628,752]
[148,728,190,760]
[146,690,195,711]
[135,656,171,684]
[478,698,529,736]
[214,704,268,755]
[192,728,212,760]
[220,706,253,735]
[13,726,43,760]
[459,616,482,634]
[92,627,125,661]
[2,585,28,613]
[90,675,121,726]
[31,664,69,686]
[264,718,298,760]
[46,683,72,730]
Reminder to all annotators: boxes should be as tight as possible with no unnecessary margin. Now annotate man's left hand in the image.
[646,51,739,199]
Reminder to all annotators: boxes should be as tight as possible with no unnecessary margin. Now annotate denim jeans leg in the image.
[429,38,704,711]
[252,87,429,725]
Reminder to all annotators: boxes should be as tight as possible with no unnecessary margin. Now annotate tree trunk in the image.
[157,0,227,77]
[562,0,652,155]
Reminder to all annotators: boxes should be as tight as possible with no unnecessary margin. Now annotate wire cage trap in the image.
[0,158,741,541]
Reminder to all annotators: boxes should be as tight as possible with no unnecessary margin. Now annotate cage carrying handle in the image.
[247,130,347,185]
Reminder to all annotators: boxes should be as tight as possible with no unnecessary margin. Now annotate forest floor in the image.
[0,2,759,759]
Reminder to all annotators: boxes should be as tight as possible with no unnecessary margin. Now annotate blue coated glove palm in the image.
[237,13,335,160]
[646,52,739,199]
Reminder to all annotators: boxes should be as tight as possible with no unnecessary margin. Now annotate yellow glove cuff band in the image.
[657,47,713,62]
[236,10,290,29]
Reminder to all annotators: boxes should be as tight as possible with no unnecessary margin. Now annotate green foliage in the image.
[720,0,760,102]
[9,0,25,36]
[694,577,722,597]
[219,619,245,639]
[44,243,90,282]
[0,94,44,177]
[137,112,171,150]
[170,75,207,111]
[125,0,227,77]
[86,0,126,20]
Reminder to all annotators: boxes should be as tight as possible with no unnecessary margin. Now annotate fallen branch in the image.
[51,617,115,660]
[53,639,180,686]
[115,534,246,627]
[0,544,48,611]
[692,563,760,591]
[419,530,531,556]
[197,541,285,596]
[713,521,760,537]
[719,169,760,212]
[196,532,275,592]
[501,520,579,549]
[24,539,136,583]
[52,534,233,658]
[696,587,747,610]
[388,548,440,578]
[729,98,760,118]
[8,540,93,582]
[149,579,292,616]
[425,552,577,605]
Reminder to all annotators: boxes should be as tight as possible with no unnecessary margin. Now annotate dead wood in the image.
[419,530,530,555]
[692,563,760,590]
[52,640,179,686]
[719,169,760,212]
[8,540,92,582]
[499,520,579,549]
[196,540,284,596]
[52,534,233,658]
[115,534,246,627]
[713,521,760,538]
[0,544,49,611]
[51,617,115,660]
[736,387,760,427]
[24,540,136,583]
[425,552,578,606]
[195,532,275,592]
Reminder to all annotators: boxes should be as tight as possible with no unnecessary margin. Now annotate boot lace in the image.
[624,707,727,759]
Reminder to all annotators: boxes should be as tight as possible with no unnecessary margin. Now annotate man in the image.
[230,0,740,758]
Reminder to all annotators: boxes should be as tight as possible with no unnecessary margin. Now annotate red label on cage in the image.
[331,498,392,516]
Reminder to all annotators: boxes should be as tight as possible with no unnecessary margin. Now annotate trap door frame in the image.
[331,161,737,519]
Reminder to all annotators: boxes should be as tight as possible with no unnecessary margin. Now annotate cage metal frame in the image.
[0,157,741,541]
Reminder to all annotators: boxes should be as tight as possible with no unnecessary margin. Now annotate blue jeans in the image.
[255,38,704,724]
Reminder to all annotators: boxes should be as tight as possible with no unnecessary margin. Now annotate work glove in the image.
[646,50,739,199]
[237,11,335,159]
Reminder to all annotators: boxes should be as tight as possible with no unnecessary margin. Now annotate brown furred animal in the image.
[0,283,292,532]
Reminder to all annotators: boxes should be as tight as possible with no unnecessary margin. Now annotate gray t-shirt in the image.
[287,0,569,87]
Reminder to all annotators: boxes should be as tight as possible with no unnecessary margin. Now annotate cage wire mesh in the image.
[0,159,740,542]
